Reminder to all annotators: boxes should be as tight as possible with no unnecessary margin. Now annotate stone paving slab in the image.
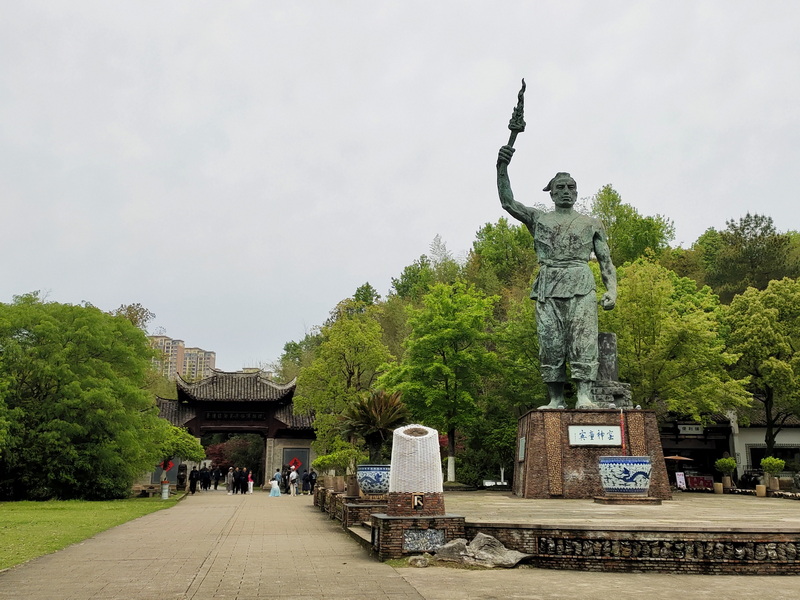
[443,490,800,530]
[2,489,800,599]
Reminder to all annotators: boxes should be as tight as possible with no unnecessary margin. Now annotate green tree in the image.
[380,282,498,482]
[493,293,548,411]
[111,303,156,332]
[657,246,708,288]
[465,218,537,307]
[788,231,800,274]
[599,260,750,421]
[0,293,174,500]
[158,425,205,481]
[659,227,725,289]
[457,400,518,487]
[374,294,411,362]
[706,214,800,303]
[354,282,381,306]
[340,390,410,463]
[294,299,393,454]
[222,434,266,484]
[428,235,463,285]
[272,331,322,383]
[390,236,463,302]
[591,184,674,265]
[311,439,365,475]
[727,278,800,454]
[390,255,436,301]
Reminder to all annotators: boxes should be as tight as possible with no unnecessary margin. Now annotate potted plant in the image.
[341,390,410,496]
[310,443,364,493]
[598,455,653,496]
[714,457,737,491]
[761,457,786,492]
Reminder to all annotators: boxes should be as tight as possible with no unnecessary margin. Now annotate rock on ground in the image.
[435,533,533,568]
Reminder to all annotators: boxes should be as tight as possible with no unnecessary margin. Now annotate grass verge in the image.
[0,496,181,570]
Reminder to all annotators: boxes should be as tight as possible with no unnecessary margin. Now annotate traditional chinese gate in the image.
[157,370,315,486]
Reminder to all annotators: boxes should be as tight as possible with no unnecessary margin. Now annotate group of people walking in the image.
[187,464,317,496]
[187,465,254,495]
[268,466,317,497]
[225,466,255,495]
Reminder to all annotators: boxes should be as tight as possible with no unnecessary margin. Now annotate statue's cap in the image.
[543,172,575,192]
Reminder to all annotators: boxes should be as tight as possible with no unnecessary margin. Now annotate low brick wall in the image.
[328,492,353,521]
[343,502,388,528]
[320,483,800,574]
[465,522,800,575]
[313,486,325,508]
[372,514,466,562]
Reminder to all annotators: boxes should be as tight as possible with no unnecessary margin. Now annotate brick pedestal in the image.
[371,513,466,561]
[514,409,671,500]
[387,492,445,517]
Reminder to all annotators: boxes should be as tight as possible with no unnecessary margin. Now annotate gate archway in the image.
[157,370,315,486]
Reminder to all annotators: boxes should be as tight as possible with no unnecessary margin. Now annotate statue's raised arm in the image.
[496,79,537,224]
[497,144,538,224]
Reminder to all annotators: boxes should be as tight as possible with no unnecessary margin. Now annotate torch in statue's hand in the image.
[497,79,525,168]
[507,78,526,147]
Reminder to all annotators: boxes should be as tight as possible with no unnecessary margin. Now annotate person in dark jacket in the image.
[309,469,318,493]
[200,466,211,491]
[234,467,246,495]
[282,466,291,494]
[212,467,222,490]
[188,466,199,495]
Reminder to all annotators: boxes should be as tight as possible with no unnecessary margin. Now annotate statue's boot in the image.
[537,399,566,410]
[538,382,566,409]
[575,380,596,409]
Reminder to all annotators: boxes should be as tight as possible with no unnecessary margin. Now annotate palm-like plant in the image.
[341,390,410,463]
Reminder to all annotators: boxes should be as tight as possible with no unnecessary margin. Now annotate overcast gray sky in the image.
[2,2,799,371]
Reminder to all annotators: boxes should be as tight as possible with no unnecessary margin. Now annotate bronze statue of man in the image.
[496,145,617,409]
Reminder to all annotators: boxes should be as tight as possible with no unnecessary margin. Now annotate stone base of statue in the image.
[590,332,633,408]
[590,380,633,408]
[593,495,662,505]
[513,409,671,500]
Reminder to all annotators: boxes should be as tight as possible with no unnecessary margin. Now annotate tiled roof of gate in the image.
[176,370,296,402]
[156,397,197,427]
[274,405,314,430]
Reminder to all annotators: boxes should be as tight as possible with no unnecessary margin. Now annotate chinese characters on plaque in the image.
[568,425,622,446]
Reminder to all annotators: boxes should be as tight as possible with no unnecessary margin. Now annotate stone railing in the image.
[465,523,800,575]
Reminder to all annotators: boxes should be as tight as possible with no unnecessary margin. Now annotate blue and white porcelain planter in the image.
[356,464,391,495]
[598,456,652,495]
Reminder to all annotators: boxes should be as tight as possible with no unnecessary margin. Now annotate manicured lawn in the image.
[0,496,181,570]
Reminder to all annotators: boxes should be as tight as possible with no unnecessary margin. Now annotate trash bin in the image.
[161,481,170,499]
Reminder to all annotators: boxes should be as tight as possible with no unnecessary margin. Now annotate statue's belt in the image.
[535,260,589,303]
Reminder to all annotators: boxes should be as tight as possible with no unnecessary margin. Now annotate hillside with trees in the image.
[280,185,800,486]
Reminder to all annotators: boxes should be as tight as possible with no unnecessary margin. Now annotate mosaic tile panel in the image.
[626,411,647,457]
[403,528,445,552]
[543,412,563,495]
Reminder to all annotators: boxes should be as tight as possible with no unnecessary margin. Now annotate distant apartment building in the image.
[182,347,217,381]
[149,335,216,381]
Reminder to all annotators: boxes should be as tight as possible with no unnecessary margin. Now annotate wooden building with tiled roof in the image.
[156,369,315,483]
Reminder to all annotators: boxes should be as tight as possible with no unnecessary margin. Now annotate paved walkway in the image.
[1,490,799,599]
